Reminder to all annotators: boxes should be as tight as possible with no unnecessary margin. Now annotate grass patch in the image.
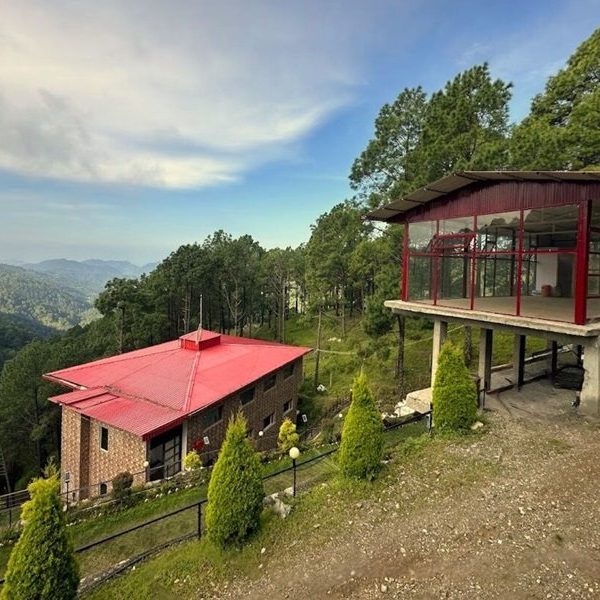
[85,422,496,599]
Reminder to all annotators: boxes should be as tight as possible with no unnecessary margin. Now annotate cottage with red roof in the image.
[44,331,311,500]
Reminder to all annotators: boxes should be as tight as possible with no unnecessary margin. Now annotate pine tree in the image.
[511,27,600,169]
[432,341,478,432]
[1,471,79,600]
[205,412,264,547]
[339,373,384,480]
[277,418,299,453]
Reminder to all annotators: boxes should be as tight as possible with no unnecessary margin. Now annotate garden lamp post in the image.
[289,446,300,497]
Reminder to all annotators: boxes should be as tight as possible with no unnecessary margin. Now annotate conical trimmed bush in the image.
[432,341,478,431]
[339,373,384,480]
[205,412,264,547]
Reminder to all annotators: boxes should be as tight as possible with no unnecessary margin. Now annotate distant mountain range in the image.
[0,264,94,331]
[19,258,158,299]
[0,258,158,372]
[0,259,157,331]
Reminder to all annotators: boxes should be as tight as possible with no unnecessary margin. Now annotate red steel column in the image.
[515,209,524,317]
[402,222,409,301]
[575,200,590,325]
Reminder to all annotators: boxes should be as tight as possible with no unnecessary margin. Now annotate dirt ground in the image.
[212,381,600,599]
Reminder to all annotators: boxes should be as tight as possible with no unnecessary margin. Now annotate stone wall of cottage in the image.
[60,407,146,501]
[186,357,304,461]
[87,420,147,497]
[60,407,88,498]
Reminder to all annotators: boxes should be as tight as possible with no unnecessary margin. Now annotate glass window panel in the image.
[588,276,600,296]
[437,256,471,305]
[522,205,578,251]
[476,211,520,252]
[439,216,474,236]
[589,254,600,275]
[407,255,432,301]
[408,221,436,252]
[473,254,518,315]
[520,253,575,322]
[590,231,600,253]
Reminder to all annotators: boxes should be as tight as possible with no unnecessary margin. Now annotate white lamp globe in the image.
[143,460,149,468]
[258,430,264,437]
[289,446,300,460]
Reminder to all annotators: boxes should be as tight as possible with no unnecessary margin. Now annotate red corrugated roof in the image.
[46,331,311,439]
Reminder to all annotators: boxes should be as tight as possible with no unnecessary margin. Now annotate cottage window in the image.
[99,482,108,495]
[264,374,276,391]
[283,363,295,379]
[100,426,109,451]
[240,387,255,405]
[204,405,223,428]
[283,399,292,413]
[263,413,275,430]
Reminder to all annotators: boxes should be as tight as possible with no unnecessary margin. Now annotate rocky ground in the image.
[211,381,600,599]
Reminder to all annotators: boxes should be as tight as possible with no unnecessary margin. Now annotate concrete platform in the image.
[485,378,579,422]
[405,376,579,421]
[385,298,600,341]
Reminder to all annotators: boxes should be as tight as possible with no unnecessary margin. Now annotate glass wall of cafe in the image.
[403,198,600,325]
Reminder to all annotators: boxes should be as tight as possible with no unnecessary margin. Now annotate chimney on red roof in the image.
[179,331,222,351]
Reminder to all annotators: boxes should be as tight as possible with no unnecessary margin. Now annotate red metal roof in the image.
[46,332,311,439]
[366,171,600,222]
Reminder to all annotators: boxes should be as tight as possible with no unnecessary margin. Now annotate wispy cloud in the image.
[0,1,404,189]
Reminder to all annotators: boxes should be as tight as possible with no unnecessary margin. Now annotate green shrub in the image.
[1,473,79,599]
[277,418,300,453]
[183,450,202,472]
[205,412,264,547]
[338,372,384,480]
[111,471,134,507]
[432,341,478,432]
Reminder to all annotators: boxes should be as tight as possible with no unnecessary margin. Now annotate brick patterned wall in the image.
[60,408,85,497]
[186,358,304,461]
[60,408,146,501]
[87,420,146,497]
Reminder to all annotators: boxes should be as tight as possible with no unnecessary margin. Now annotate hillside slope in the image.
[0,312,53,371]
[0,264,91,330]
[88,384,600,599]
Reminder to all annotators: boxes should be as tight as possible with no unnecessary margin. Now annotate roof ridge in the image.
[182,350,201,413]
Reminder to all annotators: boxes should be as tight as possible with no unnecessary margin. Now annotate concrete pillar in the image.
[581,338,600,416]
[512,334,526,389]
[478,328,493,391]
[431,320,448,387]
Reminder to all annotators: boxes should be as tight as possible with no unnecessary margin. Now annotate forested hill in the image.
[0,264,93,330]
[0,313,53,372]
[22,258,157,299]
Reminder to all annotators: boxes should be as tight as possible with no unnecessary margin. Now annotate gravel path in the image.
[211,384,600,599]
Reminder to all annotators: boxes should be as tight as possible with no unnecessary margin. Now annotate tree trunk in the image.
[463,326,473,367]
[341,287,346,338]
[314,307,323,390]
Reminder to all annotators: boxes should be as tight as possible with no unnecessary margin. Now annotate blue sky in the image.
[1,0,599,265]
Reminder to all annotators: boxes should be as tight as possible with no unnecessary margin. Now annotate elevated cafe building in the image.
[368,171,600,415]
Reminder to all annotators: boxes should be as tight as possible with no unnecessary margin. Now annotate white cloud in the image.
[0,1,398,188]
